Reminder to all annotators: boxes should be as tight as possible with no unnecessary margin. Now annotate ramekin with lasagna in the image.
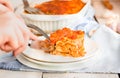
[31,28,86,57]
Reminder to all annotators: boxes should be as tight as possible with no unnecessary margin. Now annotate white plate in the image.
[22,37,98,63]
[21,53,92,67]
[16,52,98,71]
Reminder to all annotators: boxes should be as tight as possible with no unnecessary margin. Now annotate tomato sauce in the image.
[34,0,85,15]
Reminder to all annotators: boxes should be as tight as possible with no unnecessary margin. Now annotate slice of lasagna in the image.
[31,28,86,57]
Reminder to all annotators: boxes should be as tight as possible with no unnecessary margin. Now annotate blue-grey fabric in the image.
[0,53,44,72]
[0,53,29,71]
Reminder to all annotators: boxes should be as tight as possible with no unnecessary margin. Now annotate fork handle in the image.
[22,0,29,8]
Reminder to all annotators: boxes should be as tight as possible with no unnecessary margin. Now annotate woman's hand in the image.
[117,23,120,34]
[0,11,37,56]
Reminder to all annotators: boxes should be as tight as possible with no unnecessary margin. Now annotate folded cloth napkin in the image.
[89,25,120,73]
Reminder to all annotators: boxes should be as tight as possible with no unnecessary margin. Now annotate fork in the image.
[27,24,50,41]
[22,0,43,14]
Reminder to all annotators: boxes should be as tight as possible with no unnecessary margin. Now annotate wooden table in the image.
[0,0,120,78]
[0,69,119,78]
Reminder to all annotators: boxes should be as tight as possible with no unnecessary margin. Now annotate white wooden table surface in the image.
[0,69,119,78]
[0,0,120,78]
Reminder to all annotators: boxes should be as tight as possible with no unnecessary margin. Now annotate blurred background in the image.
[4,0,120,34]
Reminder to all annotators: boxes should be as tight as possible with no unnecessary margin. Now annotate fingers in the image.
[13,28,30,56]
[0,28,19,52]
[14,25,25,47]
[0,44,13,52]
[11,24,29,56]
[29,32,38,40]
[10,23,31,56]
[16,19,38,41]
[13,31,38,56]
[16,14,38,41]
[8,31,19,50]
[0,33,4,46]
[0,12,37,55]
[16,15,25,23]
[0,35,19,52]
[13,30,37,56]
[0,0,14,11]
[13,43,27,56]
[0,26,29,56]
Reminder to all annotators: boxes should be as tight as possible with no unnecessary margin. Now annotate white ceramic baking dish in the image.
[15,0,91,33]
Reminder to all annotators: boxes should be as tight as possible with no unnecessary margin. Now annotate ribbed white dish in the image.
[15,0,91,33]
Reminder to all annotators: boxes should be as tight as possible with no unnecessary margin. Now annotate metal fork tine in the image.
[25,8,32,14]
[27,8,35,14]
[30,10,38,14]
[28,8,40,14]
[23,0,42,14]
[32,8,40,14]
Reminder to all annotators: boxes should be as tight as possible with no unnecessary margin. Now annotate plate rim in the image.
[21,53,93,64]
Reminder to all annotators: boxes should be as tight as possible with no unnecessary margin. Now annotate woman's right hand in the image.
[0,3,38,56]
